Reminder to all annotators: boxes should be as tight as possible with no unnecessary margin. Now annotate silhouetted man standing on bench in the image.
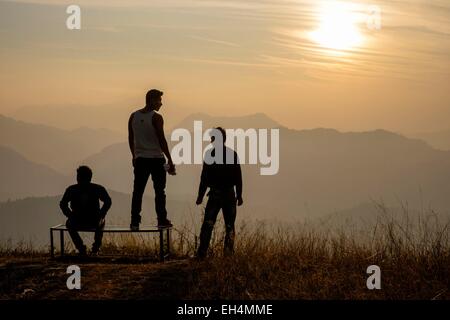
[129,89,176,230]
[196,127,243,259]
[60,166,112,256]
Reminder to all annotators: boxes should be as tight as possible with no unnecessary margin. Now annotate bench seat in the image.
[50,224,172,261]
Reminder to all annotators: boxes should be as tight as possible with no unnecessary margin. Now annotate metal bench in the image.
[50,224,172,261]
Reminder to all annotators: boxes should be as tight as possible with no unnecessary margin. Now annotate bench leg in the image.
[159,230,164,262]
[50,229,54,258]
[60,230,65,256]
[166,228,171,255]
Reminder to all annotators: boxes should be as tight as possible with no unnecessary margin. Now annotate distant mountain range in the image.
[411,130,450,151]
[0,114,125,173]
[171,112,282,131]
[8,103,195,134]
[0,146,69,201]
[82,121,450,219]
[11,104,450,152]
[2,113,450,241]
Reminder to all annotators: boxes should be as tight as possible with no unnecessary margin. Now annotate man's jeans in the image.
[131,157,167,224]
[197,188,237,258]
[66,217,105,251]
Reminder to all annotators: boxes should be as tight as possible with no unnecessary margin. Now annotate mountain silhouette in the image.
[79,120,450,219]
[412,129,450,151]
[170,112,282,131]
[9,103,196,134]
[0,146,69,201]
[3,113,450,225]
[0,114,125,173]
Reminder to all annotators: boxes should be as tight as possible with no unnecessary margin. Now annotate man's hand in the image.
[237,197,243,206]
[196,196,203,205]
[100,210,108,219]
[167,163,176,175]
[98,218,105,228]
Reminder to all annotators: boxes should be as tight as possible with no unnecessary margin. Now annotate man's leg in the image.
[131,158,151,227]
[150,158,168,224]
[222,191,237,256]
[197,192,221,258]
[66,219,86,254]
[92,218,105,253]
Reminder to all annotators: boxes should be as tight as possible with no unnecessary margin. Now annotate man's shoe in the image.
[78,245,87,257]
[157,219,173,228]
[91,245,100,256]
[130,215,141,230]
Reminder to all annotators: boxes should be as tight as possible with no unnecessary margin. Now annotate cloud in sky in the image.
[3,0,448,76]
[4,0,271,9]
[1,0,449,132]
[2,0,448,77]
[188,35,241,48]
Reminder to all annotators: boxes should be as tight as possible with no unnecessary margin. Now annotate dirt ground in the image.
[0,255,197,300]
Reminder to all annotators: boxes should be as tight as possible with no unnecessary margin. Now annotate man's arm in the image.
[196,162,209,204]
[152,113,176,175]
[99,187,112,218]
[59,188,72,217]
[235,153,243,206]
[128,113,135,164]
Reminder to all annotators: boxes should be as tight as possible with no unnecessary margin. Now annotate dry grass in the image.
[1,204,449,300]
[176,203,449,299]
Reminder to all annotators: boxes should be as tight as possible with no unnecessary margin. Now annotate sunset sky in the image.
[0,0,449,133]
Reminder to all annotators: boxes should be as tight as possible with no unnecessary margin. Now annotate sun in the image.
[309,1,363,51]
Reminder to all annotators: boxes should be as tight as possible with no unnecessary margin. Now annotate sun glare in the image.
[309,1,363,51]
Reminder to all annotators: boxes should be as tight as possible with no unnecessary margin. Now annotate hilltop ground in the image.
[0,254,195,299]
[1,211,449,300]
[1,250,448,300]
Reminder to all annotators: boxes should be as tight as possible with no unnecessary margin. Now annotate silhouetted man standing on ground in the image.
[60,166,111,256]
[129,89,176,230]
[196,127,243,259]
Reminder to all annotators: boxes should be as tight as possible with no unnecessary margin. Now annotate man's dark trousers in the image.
[131,157,167,224]
[197,188,237,258]
[66,217,105,251]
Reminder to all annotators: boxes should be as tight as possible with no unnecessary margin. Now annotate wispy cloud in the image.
[381,25,450,37]
[188,35,240,47]
[165,55,278,68]
[3,0,449,82]
[5,0,268,9]
[260,0,450,81]
[89,26,122,33]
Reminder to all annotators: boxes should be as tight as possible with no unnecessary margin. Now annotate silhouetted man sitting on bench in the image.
[60,166,112,256]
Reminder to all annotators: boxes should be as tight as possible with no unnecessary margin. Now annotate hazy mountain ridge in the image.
[79,121,450,219]
[411,129,450,151]
[8,103,194,134]
[0,146,70,201]
[171,112,283,131]
[2,113,450,242]
[9,104,135,132]
[0,114,125,174]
